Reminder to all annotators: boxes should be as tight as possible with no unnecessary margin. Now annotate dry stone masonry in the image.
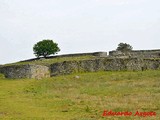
[109,49,160,58]
[0,50,160,79]
[50,58,160,76]
[0,64,50,79]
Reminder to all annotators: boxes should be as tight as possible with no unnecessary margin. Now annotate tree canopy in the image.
[116,42,133,52]
[33,40,60,58]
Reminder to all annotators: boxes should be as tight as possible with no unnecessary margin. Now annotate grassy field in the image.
[0,71,160,120]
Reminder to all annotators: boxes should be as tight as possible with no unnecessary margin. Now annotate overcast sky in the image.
[0,0,160,64]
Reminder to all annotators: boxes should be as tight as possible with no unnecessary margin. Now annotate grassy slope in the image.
[0,71,160,120]
[4,56,96,66]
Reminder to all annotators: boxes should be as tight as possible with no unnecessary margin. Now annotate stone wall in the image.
[1,58,160,79]
[1,49,160,79]
[50,58,160,76]
[20,52,108,62]
[30,65,50,79]
[0,64,50,79]
[109,49,160,58]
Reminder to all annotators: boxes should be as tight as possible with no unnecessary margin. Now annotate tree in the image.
[116,42,133,52]
[33,40,60,58]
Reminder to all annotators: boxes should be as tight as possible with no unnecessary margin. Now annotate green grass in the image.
[0,71,160,119]
[0,74,5,79]
[4,55,96,66]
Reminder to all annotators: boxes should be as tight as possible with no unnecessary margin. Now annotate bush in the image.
[0,74,5,79]
[116,42,133,52]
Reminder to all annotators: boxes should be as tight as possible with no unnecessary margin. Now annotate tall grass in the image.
[0,70,160,119]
